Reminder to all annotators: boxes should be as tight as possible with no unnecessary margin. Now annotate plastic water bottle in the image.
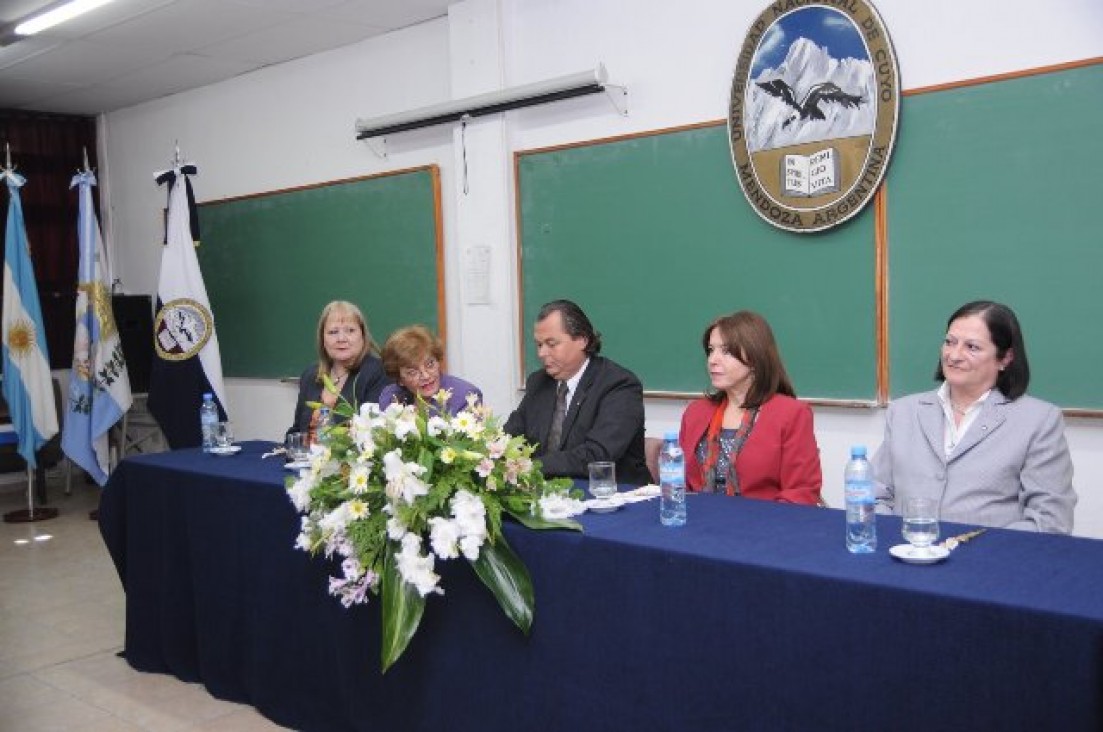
[845,445,877,553]
[316,406,333,446]
[659,430,687,527]
[199,393,218,452]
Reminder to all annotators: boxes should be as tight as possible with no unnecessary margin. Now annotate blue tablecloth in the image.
[98,441,1103,732]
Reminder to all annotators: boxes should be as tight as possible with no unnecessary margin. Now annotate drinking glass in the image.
[588,461,617,500]
[286,432,309,463]
[214,421,234,449]
[901,497,939,551]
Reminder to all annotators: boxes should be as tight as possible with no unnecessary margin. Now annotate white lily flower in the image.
[386,515,408,541]
[393,411,419,441]
[319,503,352,535]
[426,415,449,437]
[428,517,461,560]
[451,490,487,540]
[287,474,315,512]
[459,535,484,561]
[396,534,442,597]
[382,450,430,504]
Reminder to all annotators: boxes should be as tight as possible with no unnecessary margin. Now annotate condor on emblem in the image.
[728,0,900,233]
[154,298,213,361]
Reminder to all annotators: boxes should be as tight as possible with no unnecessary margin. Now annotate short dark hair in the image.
[703,310,796,408]
[536,299,602,355]
[934,300,1030,399]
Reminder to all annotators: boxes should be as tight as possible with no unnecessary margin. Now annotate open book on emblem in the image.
[780,146,839,197]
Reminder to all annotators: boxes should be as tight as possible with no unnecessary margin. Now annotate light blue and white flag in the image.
[61,170,132,485]
[1,170,58,467]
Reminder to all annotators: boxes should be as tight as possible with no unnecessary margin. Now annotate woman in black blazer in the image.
[288,300,389,439]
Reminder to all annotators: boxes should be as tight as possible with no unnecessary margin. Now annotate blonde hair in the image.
[314,300,378,382]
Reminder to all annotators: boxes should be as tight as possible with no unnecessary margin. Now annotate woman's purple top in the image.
[377,373,482,416]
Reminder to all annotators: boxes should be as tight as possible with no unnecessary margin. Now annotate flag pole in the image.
[60,149,132,495]
[2,153,60,524]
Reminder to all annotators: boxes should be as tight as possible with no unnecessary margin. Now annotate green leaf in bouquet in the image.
[321,373,340,395]
[505,507,582,532]
[471,535,534,635]
[380,544,426,673]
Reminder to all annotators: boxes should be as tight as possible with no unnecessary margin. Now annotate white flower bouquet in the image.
[288,384,581,671]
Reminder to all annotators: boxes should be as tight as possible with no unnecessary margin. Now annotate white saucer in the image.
[587,495,625,513]
[284,460,311,470]
[889,543,950,565]
[209,445,242,456]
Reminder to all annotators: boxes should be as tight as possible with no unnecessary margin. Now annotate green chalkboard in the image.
[517,125,878,401]
[887,64,1103,409]
[197,166,443,378]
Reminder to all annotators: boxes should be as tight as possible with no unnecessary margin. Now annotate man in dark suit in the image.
[504,300,650,485]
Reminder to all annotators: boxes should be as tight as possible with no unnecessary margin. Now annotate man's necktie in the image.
[547,380,568,450]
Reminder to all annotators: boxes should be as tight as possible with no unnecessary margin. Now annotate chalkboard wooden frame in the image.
[197,165,444,379]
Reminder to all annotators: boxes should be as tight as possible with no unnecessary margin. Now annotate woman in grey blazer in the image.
[873,301,1076,533]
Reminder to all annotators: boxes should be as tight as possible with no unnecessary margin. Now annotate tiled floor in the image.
[0,472,290,731]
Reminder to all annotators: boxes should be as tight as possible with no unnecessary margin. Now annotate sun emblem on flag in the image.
[5,318,36,357]
[80,280,119,340]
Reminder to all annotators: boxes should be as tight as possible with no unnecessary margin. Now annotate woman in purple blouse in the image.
[378,325,482,415]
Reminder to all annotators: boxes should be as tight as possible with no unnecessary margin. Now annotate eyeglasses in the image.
[400,357,439,381]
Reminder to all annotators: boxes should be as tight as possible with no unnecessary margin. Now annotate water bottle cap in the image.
[850,445,867,457]
[203,393,213,400]
[663,430,678,441]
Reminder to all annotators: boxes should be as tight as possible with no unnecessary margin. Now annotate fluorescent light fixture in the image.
[355,64,626,141]
[15,0,116,36]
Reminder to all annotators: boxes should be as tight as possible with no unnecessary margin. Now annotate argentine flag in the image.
[61,170,132,485]
[1,170,58,466]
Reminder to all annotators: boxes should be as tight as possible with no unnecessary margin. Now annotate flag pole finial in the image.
[3,142,11,172]
[82,147,90,173]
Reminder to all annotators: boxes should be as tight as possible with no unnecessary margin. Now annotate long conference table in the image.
[98,441,1103,732]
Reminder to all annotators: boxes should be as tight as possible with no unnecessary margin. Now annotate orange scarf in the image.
[700,395,758,496]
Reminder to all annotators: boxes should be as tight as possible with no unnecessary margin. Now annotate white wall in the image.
[100,0,1103,536]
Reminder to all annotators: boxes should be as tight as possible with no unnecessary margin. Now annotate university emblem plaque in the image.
[728,0,900,232]
[154,297,213,361]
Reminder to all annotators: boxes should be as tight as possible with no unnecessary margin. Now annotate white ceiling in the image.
[0,0,452,116]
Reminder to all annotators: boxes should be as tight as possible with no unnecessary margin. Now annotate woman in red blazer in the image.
[679,311,822,505]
